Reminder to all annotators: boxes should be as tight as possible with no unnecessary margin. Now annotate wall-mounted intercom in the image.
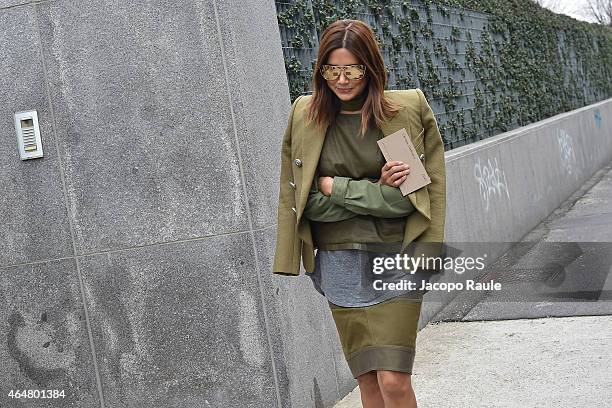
[14,110,43,160]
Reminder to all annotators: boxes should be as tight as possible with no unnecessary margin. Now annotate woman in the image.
[272,19,446,408]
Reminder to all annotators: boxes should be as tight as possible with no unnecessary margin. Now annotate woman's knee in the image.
[357,371,379,391]
[377,370,412,397]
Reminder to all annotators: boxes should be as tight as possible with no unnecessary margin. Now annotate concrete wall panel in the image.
[79,232,279,408]
[0,258,99,407]
[0,1,28,8]
[444,158,469,243]
[214,0,294,230]
[35,0,250,254]
[0,5,73,266]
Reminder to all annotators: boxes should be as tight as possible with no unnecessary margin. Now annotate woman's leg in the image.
[377,370,417,408]
[357,371,384,408]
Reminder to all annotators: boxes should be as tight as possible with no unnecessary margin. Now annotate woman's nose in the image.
[337,71,349,84]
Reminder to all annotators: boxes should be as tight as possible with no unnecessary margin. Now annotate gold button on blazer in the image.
[272,89,446,276]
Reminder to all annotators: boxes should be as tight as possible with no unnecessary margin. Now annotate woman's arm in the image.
[328,176,416,218]
[303,176,359,222]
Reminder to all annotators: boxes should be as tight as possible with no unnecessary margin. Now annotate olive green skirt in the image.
[328,293,422,378]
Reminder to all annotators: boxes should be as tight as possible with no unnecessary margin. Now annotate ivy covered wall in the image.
[275,0,612,149]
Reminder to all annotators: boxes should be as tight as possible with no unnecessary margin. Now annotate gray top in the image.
[305,249,431,308]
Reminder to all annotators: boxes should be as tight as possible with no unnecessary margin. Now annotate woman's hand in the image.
[317,176,334,197]
[378,161,410,187]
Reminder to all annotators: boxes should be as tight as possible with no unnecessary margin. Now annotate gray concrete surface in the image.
[1,1,298,407]
[334,315,612,408]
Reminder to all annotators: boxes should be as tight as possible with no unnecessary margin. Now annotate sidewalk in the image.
[334,315,612,408]
[334,162,612,407]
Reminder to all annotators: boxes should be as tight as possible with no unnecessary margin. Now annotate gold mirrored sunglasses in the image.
[320,64,366,81]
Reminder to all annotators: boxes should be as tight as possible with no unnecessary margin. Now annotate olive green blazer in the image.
[272,88,446,276]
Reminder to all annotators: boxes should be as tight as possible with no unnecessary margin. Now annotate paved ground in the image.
[335,315,612,408]
[334,161,612,408]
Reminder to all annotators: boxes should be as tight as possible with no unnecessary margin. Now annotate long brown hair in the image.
[306,19,402,137]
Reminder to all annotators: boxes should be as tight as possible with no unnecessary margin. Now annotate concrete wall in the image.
[0,0,307,407]
[1,1,611,408]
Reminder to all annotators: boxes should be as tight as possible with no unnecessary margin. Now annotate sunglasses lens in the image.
[345,66,365,79]
[321,66,338,80]
[321,65,365,80]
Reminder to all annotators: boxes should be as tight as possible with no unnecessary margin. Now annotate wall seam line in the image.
[211,1,283,407]
[31,5,106,407]
[0,223,279,271]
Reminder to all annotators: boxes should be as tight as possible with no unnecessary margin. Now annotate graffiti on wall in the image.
[594,109,602,129]
[557,129,577,177]
[474,156,510,211]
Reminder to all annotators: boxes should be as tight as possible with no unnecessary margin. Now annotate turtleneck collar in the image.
[339,91,367,111]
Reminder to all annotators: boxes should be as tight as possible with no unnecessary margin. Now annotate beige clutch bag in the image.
[377,127,431,196]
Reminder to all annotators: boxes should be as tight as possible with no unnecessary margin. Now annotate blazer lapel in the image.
[297,122,327,222]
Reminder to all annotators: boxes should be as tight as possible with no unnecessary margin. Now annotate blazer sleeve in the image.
[416,88,446,242]
[272,96,302,276]
[303,175,360,222]
[329,176,417,218]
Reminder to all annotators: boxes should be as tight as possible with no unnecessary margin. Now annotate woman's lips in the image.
[337,88,353,93]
